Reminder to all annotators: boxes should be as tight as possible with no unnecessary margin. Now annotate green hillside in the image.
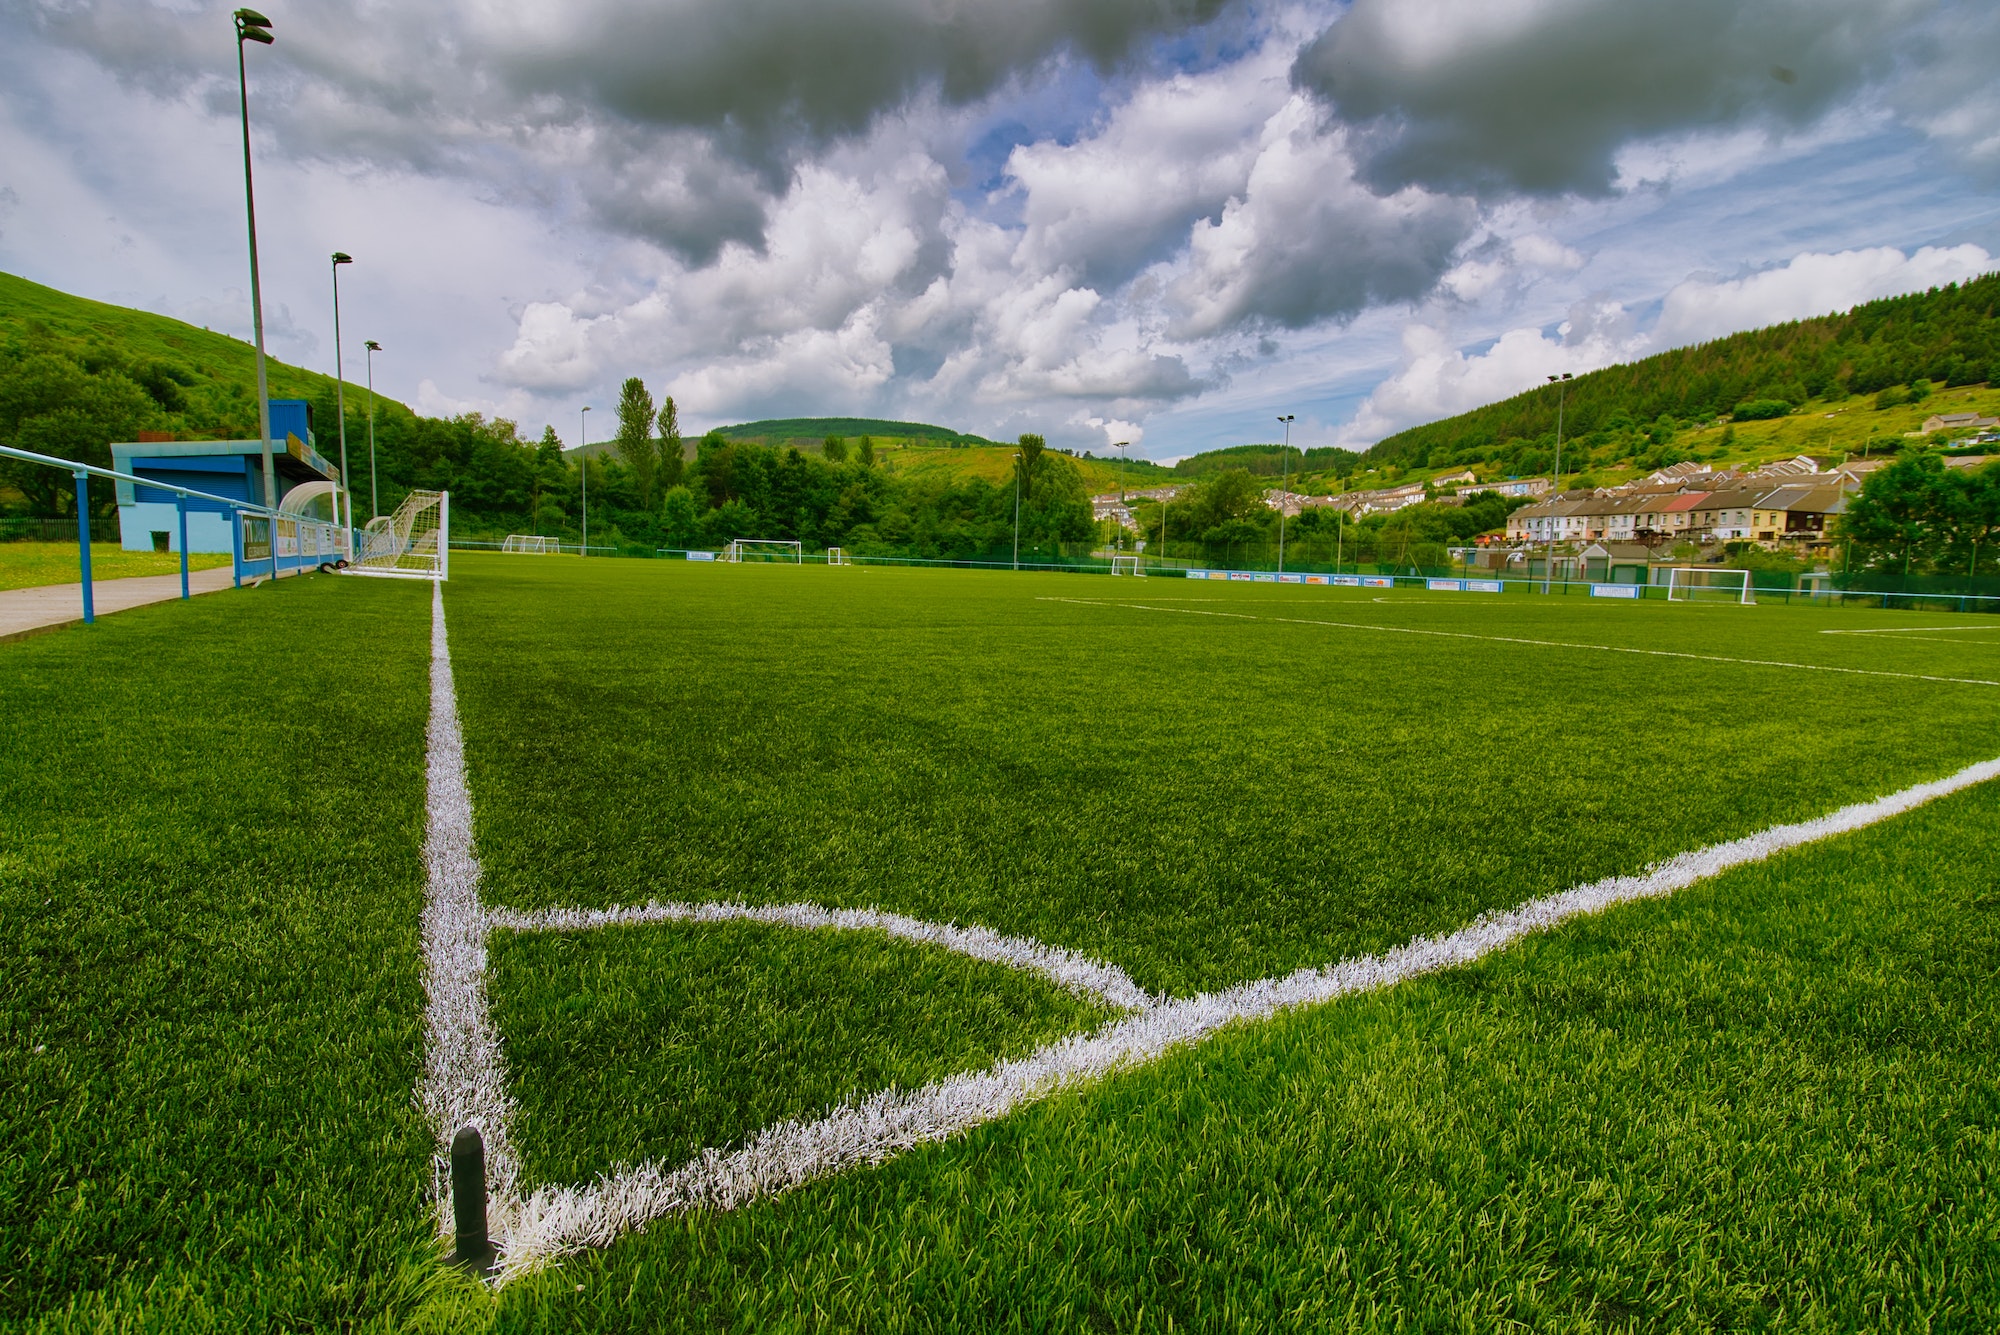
[715,417,994,447]
[1365,272,2000,478]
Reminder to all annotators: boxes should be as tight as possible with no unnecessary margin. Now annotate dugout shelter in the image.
[110,400,344,553]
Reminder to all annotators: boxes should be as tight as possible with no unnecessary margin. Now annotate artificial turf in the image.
[444,557,2000,996]
[0,572,476,1330]
[491,779,2000,1332]
[491,920,1113,1188]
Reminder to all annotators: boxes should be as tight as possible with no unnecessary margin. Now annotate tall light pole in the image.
[233,8,277,511]
[1012,451,1022,571]
[1545,373,1572,592]
[364,340,381,519]
[1276,414,1295,574]
[330,252,353,537]
[580,405,591,556]
[1113,440,1130,550]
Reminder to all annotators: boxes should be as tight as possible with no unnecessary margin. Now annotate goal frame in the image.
[1108,553,1145,577]
[719,538,804,564]
[350,490,449,581]
[1665,566,1754,605]
[825,546,852,566]
[500,534,560,554]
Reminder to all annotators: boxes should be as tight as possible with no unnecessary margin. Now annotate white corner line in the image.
[488,750,2000,1279]
[488,900,1153,1013]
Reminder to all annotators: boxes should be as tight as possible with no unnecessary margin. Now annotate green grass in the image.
[0,572,475,1330]
[0,541,232,591]
[445,557,2000,997]
[8,553,1998,1329]
[491,779,2000,1332]
[492,922,1112,1187]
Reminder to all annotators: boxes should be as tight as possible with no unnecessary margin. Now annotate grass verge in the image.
[0,541,233,591]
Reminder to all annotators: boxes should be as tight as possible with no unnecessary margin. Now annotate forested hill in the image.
[715,417,994,446]
[1365,272,2000,471]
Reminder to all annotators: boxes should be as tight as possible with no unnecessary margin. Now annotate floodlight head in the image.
[234,8,273,42]
[332,251,353,266]
[365,339,381,351]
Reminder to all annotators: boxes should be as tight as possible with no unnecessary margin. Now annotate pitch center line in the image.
[1038,596,2000,688]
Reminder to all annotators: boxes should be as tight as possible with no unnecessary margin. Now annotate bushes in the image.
[1730,399,1792,421]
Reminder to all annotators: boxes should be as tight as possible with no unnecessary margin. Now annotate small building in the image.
[1458,476,1549,498]
[1921,412,1999,435]
[112,400,343,553]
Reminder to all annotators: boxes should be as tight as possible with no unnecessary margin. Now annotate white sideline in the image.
[418,584,2000,1282]
[1040,596,2000,688]
[418,582,521,1237]
[488,900,1153,1012]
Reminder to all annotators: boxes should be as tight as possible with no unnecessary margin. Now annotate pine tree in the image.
[656,396,683,494]
[615,377,658,509]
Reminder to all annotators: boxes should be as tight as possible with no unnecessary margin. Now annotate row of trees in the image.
[1842,452,2000,576]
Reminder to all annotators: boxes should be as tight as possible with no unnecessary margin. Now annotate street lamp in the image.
[364,341,381,519]
[330,252,352,538]
[1276,414,1295,574]
[1112,440,1129,550]
[233,7,277,511]
[1544,373,1572,593]
[580,405,591,556]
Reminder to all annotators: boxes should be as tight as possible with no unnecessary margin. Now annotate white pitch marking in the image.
[1039,596,2000,688]
[488,900,1154,1012]
[493,749,2000,1276]
[1822,625,2000,635]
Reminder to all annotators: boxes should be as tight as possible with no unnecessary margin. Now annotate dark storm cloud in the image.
[1291,0,1928,197]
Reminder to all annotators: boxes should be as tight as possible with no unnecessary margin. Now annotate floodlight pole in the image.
[580,405,591,556]
[364,340,381,519]
[1276,415,1295,574]
[331,252,353,541]
[1012,452,1022,571]
[1113,440,1129,550]
[234,9,278,514]
[1544,373,1572,594]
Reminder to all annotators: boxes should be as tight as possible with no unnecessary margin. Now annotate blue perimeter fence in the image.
[446,538,2000,614]
[0,442,352,625]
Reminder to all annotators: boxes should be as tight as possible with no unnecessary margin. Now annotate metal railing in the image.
[0,442,350,624]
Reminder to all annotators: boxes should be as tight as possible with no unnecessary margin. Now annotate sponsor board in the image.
[1591,583,1641,599]
[1361,576,1395,588]
[1278,573,1304,584]
[687,550,716,562]
[1427,579,1463,592]
[1466,579,1504,593]
[1331,574,1363,587]
[1304,575,1329,585]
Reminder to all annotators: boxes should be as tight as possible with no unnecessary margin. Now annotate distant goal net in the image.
[1109,553,1146,576]
[720,539,804,564]
[352,490,449,580]
[1665,567,1753,605]
[825,547,852,566]
[501,534,560,554]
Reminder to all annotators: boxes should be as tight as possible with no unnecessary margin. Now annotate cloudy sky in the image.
[3,0,1997,460]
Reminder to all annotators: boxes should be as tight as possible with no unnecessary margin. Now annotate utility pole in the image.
[1012,451,1022,570]
[331,252,353,537]
[580,405,591,556]
[1544,373,1572,593]
[364,341,381,519]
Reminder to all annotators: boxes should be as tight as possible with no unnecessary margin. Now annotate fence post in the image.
[231,510,244,589]
[73,471,94,625]
[177,493,190,600]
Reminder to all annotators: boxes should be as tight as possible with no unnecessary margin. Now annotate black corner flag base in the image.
[450,1125,498,1276]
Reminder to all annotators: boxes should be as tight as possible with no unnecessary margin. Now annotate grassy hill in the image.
[713,417,995,448]
[0,269,418,443]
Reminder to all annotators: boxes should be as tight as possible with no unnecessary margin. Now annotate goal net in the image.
[501,534,560,554]
[825,547,852,566]
[1109,553,1145,576]
[720,539,803,564]
[352,490,449,580]
[1665,567,1753,605]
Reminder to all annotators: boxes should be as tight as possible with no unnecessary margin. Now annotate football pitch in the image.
[5,556,2000,1330]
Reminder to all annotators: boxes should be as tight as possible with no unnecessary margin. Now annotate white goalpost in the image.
[352,490,449,580]
[500,534,560,554]
[1109,553,1145,576]
[825,547,852,566]
[719,539,804,564]
[1665,567,1754,605]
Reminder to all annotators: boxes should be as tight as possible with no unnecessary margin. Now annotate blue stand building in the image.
[112,400,343,553]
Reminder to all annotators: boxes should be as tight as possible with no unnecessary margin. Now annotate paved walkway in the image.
[0,566,242,643]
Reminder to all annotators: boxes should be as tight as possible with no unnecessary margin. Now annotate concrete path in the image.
[0,566,242,643]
